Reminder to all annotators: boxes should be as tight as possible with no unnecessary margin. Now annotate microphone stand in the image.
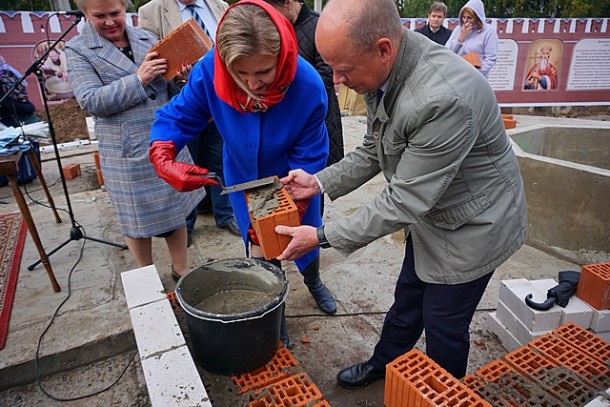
[0,13,127,271]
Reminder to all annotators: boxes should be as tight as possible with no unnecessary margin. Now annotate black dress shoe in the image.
[337,361,385,388]
[220,220,241,237]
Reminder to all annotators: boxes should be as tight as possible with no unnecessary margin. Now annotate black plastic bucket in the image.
[175,258,288,375]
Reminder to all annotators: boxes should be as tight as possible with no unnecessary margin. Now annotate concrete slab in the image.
[0,115,594,406]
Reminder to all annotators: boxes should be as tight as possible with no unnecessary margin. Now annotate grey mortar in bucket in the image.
[175,258,288,375]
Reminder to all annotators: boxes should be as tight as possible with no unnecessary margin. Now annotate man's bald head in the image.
[315,0,403,94]
[319,0,403,53]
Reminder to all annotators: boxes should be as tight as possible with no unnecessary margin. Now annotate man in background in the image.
[139,0,240,246]
[415,1,452,45]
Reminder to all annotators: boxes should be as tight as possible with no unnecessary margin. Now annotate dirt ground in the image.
[36,98,89,144]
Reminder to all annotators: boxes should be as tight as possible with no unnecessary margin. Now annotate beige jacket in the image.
[138,0,228,40]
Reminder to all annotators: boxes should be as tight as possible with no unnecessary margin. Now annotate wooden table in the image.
[0,149,61,292]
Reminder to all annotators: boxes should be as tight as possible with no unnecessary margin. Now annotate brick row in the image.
[232,346,299,395]
[248,372,324,407]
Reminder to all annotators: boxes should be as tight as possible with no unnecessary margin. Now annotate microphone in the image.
[57,10,84,17]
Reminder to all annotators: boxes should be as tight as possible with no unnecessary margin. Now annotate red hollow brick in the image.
[503,118,517,129]
[552,322,610,365]
[232,346,299,394]
[248,372,323,407]
[246,186,299,260]
[529,333,610,387]
[576,262,610,310]
[504,345,595,404]
[503,346,557,382]
[62,163,81,180]
[385,349,490,407]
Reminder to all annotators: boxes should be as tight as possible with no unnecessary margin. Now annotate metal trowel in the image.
[197,173,278,195]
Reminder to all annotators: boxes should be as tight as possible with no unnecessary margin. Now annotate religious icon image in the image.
[523,39,562,91]
[32,40,73,102]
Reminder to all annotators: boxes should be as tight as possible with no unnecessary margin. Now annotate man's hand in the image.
[149,140,219,191]
[280,169,321,200]
[275,225,318,261]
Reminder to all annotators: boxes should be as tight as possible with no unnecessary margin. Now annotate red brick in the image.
[462,374,509,406]
[503,118,517,129]
[552,322,610,365]
[93,151,100,168]
[96,169,104,187]
[503,346,557,381]
[248,372,323,407]
[62,163,81,180]
[576,262,610,310]
[149,19,212,80]
[385,349,489,407]
[247,186,299,260]
[232,346,299,394]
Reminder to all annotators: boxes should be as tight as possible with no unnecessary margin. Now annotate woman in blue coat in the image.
[149,0,337,342]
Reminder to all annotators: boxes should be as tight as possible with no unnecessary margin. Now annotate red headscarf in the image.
[213,0,298,113]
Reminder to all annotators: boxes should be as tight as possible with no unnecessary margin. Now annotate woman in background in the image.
[446,0,498,78]
[66,0,204,280]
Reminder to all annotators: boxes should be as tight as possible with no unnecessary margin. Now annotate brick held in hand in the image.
[149,19,213,80]
[463,51,482,68]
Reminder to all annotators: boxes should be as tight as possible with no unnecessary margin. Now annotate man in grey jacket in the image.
[276,0,527,388]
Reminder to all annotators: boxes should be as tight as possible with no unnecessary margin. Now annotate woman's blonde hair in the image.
[75,0,128,13]
[216,4,281,99]
[461,7,482,27]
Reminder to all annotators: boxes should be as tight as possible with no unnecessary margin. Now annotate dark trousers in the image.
[369,236,493,378]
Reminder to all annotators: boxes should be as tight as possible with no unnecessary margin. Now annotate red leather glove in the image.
[294,199,310,222]
[149,140,219,192]
[248,225,260,246]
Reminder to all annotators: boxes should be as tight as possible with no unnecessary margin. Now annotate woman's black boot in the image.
[301,256,337,315]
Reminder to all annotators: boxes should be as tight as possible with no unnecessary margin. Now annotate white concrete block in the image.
[591,309,610,332]
[530,279,593,329]
[496,300,550,345]
[486,311,521,352]
[498,279,562,332]
[140,345,212,407]
[129,299,185,359]
[123,266,211,407]
[583,396,610,407]
[121,265,167,309]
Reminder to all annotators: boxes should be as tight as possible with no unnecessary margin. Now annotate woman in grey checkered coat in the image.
[66,0,204,278]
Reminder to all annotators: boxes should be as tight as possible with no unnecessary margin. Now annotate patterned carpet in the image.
[0,212,27,350]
